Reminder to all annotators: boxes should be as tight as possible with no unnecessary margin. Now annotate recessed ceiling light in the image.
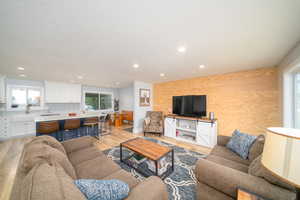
[19,74,26,77]
[133,64,139,68]
[160,73,165,77]
[199,65,205,69]
[77,75,83,79]
[177,46,186,53]
[17,67,25,71]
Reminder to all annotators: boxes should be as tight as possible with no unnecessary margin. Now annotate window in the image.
[85,93,99,110]
[295,73,300,128]
[8,85,44,110]
[100,93,112,110]
[84,91,113,111]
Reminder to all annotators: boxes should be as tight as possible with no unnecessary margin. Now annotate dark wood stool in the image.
[37,121,60,141]
[84,117,99,138]
[63,119,81,141]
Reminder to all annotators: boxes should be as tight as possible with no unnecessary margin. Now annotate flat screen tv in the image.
[172,95,206,117]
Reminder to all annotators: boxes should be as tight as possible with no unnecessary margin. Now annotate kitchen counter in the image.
[35,112,106,122]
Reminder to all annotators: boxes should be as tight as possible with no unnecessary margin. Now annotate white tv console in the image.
[164,115,218,148]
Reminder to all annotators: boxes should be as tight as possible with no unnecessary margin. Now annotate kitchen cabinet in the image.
[0,75,6,103]
[0,117,36,141]
[45,81,81,103]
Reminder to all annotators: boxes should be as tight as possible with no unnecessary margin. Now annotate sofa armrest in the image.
[62,136,94,154]
[217,135,231,146]
[194,159,295,200]
[126,176,168,200]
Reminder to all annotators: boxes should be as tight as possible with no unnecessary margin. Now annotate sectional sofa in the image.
[11,136,168,200]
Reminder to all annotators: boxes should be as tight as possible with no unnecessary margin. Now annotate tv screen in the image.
[172,95,206,117]
[172,96,183,115]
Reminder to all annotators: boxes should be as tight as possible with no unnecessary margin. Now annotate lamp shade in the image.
[262,127,300,188]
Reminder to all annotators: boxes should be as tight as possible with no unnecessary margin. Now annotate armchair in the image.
[143,111,163,136]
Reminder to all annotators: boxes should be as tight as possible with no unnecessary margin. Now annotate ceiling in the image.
[0,0,300,88]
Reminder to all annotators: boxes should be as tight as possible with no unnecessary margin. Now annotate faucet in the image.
[25,104,32,114]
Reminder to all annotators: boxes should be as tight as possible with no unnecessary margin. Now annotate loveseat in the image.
[11,136,168,200]
[194,135,296,200]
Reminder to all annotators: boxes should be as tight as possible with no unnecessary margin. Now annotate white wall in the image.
[278,42,300,127]
[133,81,153,134]
[119,84,134,111]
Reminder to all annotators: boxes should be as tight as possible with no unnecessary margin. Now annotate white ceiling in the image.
[0,0,300,88]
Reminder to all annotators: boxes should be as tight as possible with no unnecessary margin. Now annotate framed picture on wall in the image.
[139,88,150,107]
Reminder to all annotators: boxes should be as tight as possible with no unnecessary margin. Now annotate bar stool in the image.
[83,117,99,138]
[100,114,111,136]
[37,121,60,141]
[63,119,81,141]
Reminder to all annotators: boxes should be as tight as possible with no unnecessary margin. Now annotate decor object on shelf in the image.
[74,179,130,200]
[262,127,300,199]
[144,111,164,136]
[226,130,257,159]
[139,88,150,107]
[209,112,215,120]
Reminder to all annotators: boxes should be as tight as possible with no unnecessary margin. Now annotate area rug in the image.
[123,127,133,133]
[103,137,206,200]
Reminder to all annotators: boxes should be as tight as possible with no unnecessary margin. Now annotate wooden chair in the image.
[63,119,81,141]
[83,117,99,138]
[37,121,60,141]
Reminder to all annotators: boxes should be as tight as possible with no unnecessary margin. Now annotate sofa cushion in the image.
[226,130,257,159]
[248,155,295,191]
[74,179,130,200]
[20,162,86,200]
[102,169,139,189]
[22,142,77,179]
[30,135,66,155]
[75,157,120,179]
[68,146,106,166]
[62,136,94,154]
[206,155,249,173]
[248,134,265,162]
[196,181,234,200]
[210,145,251,166]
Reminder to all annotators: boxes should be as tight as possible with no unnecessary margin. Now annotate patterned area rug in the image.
[103,137,206,200]
[123,127,133,133]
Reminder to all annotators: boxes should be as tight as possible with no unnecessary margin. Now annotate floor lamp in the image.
[262,127,300,200]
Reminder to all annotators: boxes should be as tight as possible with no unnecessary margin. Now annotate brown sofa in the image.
[11,136,168,200]
[194,135,296,200]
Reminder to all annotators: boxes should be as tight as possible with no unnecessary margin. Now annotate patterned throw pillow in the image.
[226,130,257,159]
[74,179,130,200]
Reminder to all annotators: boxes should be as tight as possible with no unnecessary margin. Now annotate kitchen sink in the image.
[40,113,60,117]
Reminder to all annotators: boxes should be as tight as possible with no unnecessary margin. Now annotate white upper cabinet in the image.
[0,75,6,103]
[45,81,81,103]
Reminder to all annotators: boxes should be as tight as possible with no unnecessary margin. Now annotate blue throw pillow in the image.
[74,179,130,200]
[226,130,257,159]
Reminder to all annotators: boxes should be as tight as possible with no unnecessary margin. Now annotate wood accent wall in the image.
[153,67,281,136]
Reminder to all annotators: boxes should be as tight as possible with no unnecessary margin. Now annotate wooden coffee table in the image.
[120,138,174,179]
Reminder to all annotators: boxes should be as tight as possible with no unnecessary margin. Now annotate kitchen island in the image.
[35,112,107,141]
